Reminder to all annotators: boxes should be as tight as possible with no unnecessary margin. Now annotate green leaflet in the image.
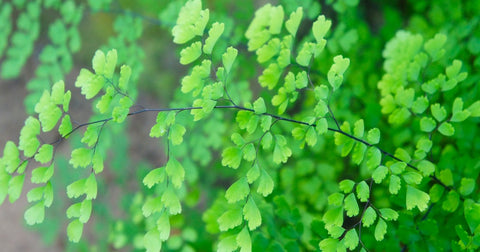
[222,146,242,169]
[217,235,237,252]
[412,96,429,114]
[285,7,303,37]
[172,0,209,44]
[362,206,377,227]
[420,117,436,132]
[417,160,435,176]
[273,135,292,164]
[142,197,162,217]
[374,219,387,241]
[112,96,133,123]
[406,185,430,212]
[366,147,381,170]
[389,175,401,195]
[431,103,447,122]
[243,143,256,162]
[459,178,475,196]
[180,41,202,65]
[169,124,186,145]
[69,148,92,168]
[27,186,44,202]
[203,22,224,55]
[104,49,117,79]
[236,226,252,252]
[343,228,359,250]
[143,229,162,252]
[344,193,359,217]
[372,165,388,184]
[257,38,281,63]
[166,158,185,188]
[442,191,460,212]
[257,168,274,197]
[161,186,182,215]
[31,164,54,184]
[18,116,40,158]
[50,80,65,104]
[218,207,243,231]
[339,180,355,193]
[328,55,350,90]
[367,128,380,144]
[58,115,72,137]
[243,197,262,230]
[3,141,20,173]
[157,211,170,241]
[424,33,447,61]
[253,97,266,114]
[24,201,45,225]
[225,177,249,203]
[312,15,331,44]
[34,144,53,164]
[222,47,237,74]
[67,219,83,243]
[8,174,25,203]
[92,49,106,75]
[143,168,166,189]
[259,63,282,89]
[356,181,369,202]
[118,65,131,91]
[438,122,455,136]
[75,69,103,100]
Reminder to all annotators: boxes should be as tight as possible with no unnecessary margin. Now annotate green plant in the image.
[1,0,480,251]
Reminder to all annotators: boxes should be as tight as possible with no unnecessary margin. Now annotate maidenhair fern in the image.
[1,0,480,251]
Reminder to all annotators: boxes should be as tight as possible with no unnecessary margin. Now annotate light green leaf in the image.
[464,199,480,233]
[352,142,367,165]
[39,105,62,132]
[63,90,71,112]
[180,41,202,65]
[416,138,432,153]
[92,152,103,174]
[439,169,454,186]
[242,143,256,162]
[247,164,260,184]
[103,49,117,79]
[367,128,380,144]
[79,199,92,223]
[316,118,328,135]
[273,135,292,164]
[402,171,423,185]
[66,202,81,219]
[92,50,105,75]
[312,15,331,43]
[406,185,430,211]
[222,147,242,169]
[328,55,350,90]
[217,235,238,252]
[166,158,185,189]
[412,96,429,114]
[295,42,314,67]
[172,0,209,44]
[366,147,381,170]
[372,165,388,184]
[344,193,359,217]
[144,229,162,252]
[143,168,166,189]
[323,206,343,227]
[3,141,20,173]
[420,117,436,132]
[328,193,344,206]
[66,178,86,199]
[374,219,387,241]
[459,178,475,196]
[379,208,398,221]
[31,164,54,184]
[268,5,284,34]
[256,38,280,63]
[218,208,243,231]
[259,63,282,89]
[390,162,406,175]
[438,122,454,136]
[203,22,224,54]
[424,33,446,61]
[19,117,40,158]
[353,119,364,138]
[356,181,369,202]
[142,197,162,217]
[161,186,182,215]
[394,87,414,108]
[389,175,401,195]
[34,144,53,164]
[225,177,249,203]
[285,7,303,36]
[43,182,53,207]
[253,97,266,114]
[339,179,355,193]
[222,47,238,74]
[261,132,273,149]
[257,168,274,197]
[112,96,133,123]
[431,103,447,122]
[343,228,359,250]
[67,219,83,243]
[467,101,480,117]
[260,116,272,132]
[27,186,44,203]
[236,226,252,252]
[157,211,170,241]
[169,124,186,145]
[84,173,97,200]
[305,127,317,147]
[362,206,377,227]
[70,148,92,168]
[243,197,262,230]
[118,65,131,91]
[417,160,435,177]
[58,115,72,138]
[8,174,25,203]
[50,80,65,105]
[24,201,45,225]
